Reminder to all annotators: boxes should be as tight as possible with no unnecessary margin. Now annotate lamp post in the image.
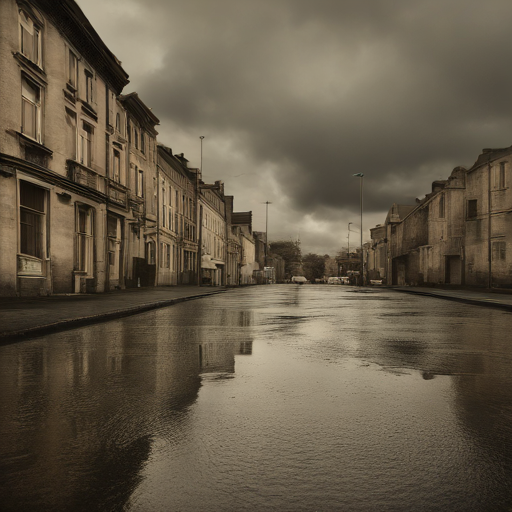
[199,136,204,176]
[197,136,204,287]
[263,201,272,269]
[347,222,352,259]
[353,173,364,286]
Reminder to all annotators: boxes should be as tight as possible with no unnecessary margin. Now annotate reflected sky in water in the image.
[1,286,512,511]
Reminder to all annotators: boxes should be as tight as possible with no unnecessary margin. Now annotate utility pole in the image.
[264,201,272,268]
[347,222,352,259]
[353,173,364,286]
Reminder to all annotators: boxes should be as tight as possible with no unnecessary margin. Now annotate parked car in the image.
[327,277,341,285]
[340,277,350,284]
[291,276,308,284]
[370,279,383,286]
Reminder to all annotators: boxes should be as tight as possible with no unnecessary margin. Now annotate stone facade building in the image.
[157,146,199,286]
[0,0,130,296]
[198,181,227,286]
[368,147,512,289]
[0,0,271,296]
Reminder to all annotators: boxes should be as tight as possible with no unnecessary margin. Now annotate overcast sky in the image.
[77,0,512,255]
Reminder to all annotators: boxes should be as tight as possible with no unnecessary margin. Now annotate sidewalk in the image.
[0,286,227,342]
[392,286,512,311]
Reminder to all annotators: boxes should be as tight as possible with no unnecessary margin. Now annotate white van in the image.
[327,277,341,285]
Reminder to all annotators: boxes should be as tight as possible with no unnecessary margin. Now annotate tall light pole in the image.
[197,136,205,287]
[347,222,352,258]
[353,173,364,286]
[199,136,204,176]
[263,201,272,268]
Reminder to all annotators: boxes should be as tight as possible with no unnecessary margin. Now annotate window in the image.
[19,10,41,66]
[21,76,41,141]
[68,50,78,88]
[85,70,93,104]
[107,215,121,280]
[492,241,506,261]
[134,129,138,150]
[19,181,46,259]
[146,241,155,264]
[467,199,477,219]
[79,122,93,167]
[113,150,121,182]
[136,168,144,197]
[115,113,121,133]
[162,185,167,227]
[160,243,171,268]
[76,206,94,274]
[140,132,145,154]
[499,162,506,189]
[439,194,445,218]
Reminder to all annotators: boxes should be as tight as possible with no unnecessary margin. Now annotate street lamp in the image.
[353,173,364,286]
[199,136,204,176]
[263,201,272,268]
[347,222,352,259]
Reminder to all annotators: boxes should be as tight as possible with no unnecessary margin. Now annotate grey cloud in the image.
[79,0,512,247]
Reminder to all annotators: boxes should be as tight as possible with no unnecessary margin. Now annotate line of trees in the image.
[270,240,343,282]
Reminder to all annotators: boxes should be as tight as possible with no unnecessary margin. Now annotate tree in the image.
[270,240,302,279]
[324,256,338,277]
[302,253,326,282]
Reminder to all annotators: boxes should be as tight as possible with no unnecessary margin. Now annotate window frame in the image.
[18,180,47,265]
[492,240,506,262]
[21,75,42,142]
[467,199,478,220]
[19,9,42,67]
[68,49,78,89]
[75,205,94,275]
[84,69,94,105]
[79,121,94,167]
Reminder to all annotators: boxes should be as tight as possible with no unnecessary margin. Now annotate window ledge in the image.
[16,132,53,155]
[80,101,98,121]
[13,52,47,82]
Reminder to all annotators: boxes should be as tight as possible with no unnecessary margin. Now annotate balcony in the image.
[108,179,128,208]
[68,160,101,191]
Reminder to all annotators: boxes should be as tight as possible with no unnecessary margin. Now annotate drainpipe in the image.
[488,162,492,289]
[156,157,160,287]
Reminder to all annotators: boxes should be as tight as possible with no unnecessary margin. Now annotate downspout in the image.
[155,145,160,287]
[488,162,492,289]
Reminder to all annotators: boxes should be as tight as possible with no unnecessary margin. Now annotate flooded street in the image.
[2,285,512,511]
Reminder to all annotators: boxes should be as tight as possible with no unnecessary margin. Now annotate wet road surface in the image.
[1,285,512,511]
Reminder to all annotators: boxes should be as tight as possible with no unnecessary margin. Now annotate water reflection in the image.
[0,301,255,512]
[3,287,512,511]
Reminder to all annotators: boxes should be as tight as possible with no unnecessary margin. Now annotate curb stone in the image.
[0,290,226,343]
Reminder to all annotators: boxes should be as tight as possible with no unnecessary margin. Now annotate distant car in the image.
[370,279,383,286]
[340,277,350,285]
[291,276,308,284]
[327,277,341,285]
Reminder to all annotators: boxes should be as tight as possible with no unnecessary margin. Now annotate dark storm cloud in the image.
[79,0,512,225]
